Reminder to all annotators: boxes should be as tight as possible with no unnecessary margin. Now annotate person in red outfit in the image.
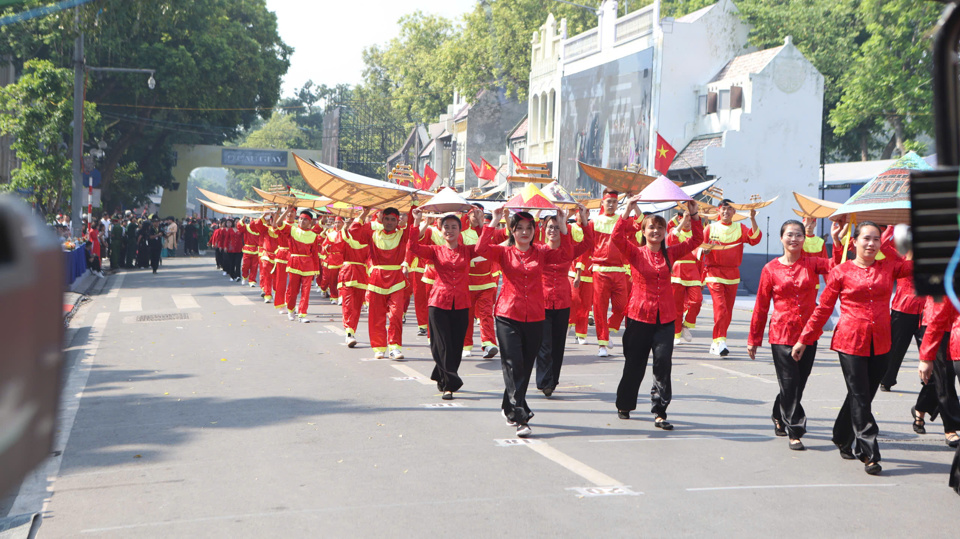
[915,297,960,448]
[919,300,960,493]
[569,209,594,345]
[614,200,702,429]
[462,206,500,359]
[535,205,593,397]
[701,200,762,356]
[349,207,410,359]
[221,219,244,281]
[405,240,429,336]
[747,219,842,450]
[237,217,261,287]
[667,213,704,345]
[248,213,277,303]
[275,207,321,323]
[882,249,925,391]
[794,220,912,475]
[320,218,344,303]
[477,206,575,438]
[589,189,639,357]
[269,209,293,314]
[408,207,482,399]
[339,215,370,347]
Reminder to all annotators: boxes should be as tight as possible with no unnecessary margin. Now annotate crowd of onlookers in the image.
[52,212,215,276]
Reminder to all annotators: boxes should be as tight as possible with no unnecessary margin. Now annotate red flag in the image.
[654,133,678,175]
[423,164,438,190]
[468,158,482,179]
[478,157,498,183]
[509,151,522,168]
[408,169,422,189]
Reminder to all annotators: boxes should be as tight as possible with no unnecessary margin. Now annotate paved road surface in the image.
[3,256,959,537]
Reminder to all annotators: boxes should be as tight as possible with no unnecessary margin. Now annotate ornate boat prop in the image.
[293,153,430,212]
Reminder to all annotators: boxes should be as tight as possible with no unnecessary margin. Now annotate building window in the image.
[547,90,556,140]
[540,93,548,142]
[719,89,730,110]
[706,92,718,114]
[730,86,743,109]
[531,95,540,143]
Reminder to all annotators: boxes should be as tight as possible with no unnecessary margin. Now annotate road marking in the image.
[172,294,200,309]
[495,438,543,446]
[699,363,777,384]
[391,365,433,385]
[9,312,110,516]
[102,272,125,298]
[686,483,897,492]
[525,442,622,487]
[567,486,641,497]
[324,324,345,336]
[223,295,253,306]
[589,435,770,443]
[420,402,464,408]
[118,297,141,312]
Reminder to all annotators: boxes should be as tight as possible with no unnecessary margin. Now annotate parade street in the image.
[0,255,955,537]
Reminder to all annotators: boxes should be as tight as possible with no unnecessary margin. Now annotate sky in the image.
[266,0,477,98]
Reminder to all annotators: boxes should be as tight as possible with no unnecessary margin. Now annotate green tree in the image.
[0,0,292,210]
[0,59,99,216]
[829,0,939,159]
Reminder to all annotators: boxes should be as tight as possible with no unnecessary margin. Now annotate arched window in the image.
[547,90,556,141]
[531,95,540,144]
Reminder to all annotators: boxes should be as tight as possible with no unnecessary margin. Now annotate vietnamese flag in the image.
[468,158,482,180]
[408,169,422,189]
[478,157,498,183]
[654,133,678,175]
[423,164,438,190]
[509,151,523,168]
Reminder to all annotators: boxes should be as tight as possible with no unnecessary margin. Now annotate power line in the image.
[0,0,99,27]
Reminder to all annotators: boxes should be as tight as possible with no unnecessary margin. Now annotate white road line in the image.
[525,443,622,487]
[324,324,345,336]
[589,435,770,443]
[172,294,200,309]
[699,362,777,384]
[686,483,897,492]
[102,272,125,298]
[9,312,110,516]
[118,297,142,312]
[391,364,433,385]
[223,295,253,306]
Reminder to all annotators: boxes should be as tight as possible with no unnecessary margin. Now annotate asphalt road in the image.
[3,255,959,537]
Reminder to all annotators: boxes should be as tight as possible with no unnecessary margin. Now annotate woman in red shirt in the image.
[794,220,912,475]
[747,219,840,450]
[535,205,593,398]
[614,199,702,429]
[408,207,482,400]
[918,300,960,490]
[477,207,574,438]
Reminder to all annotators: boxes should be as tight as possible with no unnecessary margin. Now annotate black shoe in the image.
[789,439,805,451]
[911,406,926,434]
[654,417,673,430]
[838,446,857,460]
[864,462,882,475]
[617,410,630,420]
[947,433,960,448]
[543,387,553,398]
[773,419,787,437]
[880,384,891,392]
[442,391,453,400]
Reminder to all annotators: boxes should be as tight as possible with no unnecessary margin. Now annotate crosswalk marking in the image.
[223,295,253,306]
[172,295,200,309]
[103,273,125,298]
[118,297,142,312]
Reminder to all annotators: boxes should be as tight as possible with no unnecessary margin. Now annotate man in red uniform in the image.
[701,199,761,356]
[569,219,594,346]
[667,212,704,345]
[270,209,293,314]
[320,217,344,304]
[589,189,638,357]
[349,207,410,359]
[802,217,827,258]
[248,213,278,303]
[340,215,370,347]
[222,219,244,282]
[275,207,321,323]
[237,217,261,287]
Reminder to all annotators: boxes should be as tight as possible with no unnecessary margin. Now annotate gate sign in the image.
[221,148,288,168]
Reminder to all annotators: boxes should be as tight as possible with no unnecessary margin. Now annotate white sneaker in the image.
[674,338,684,346]
[709,341,721,356]
[482,345,498,359]
[337,297,342,305]
[299,317,310,324]
[462,349,472,358]
[718,341,730,357]
[516,424,532,438]
[389,349,404,360]
[374,351,385,360]
[241,278,248,285]
[576,337,587,345]
[330,298,338,304]
[287,312,295,321]
[681,327,693,342]
[222,271,227,276]
[502,409,517,427]
[263,296,271,303]
[346,335,357,348]
[597,346,609,358]
[249,282,256,288]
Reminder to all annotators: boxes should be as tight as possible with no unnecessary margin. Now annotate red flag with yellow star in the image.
[654,133,677,175]
[478,157,498,183]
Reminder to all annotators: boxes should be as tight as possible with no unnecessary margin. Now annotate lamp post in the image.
[71,21,155,236]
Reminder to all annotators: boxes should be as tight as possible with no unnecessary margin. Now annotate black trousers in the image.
[615,317,674,418]
[125,240,137,267]
[834,347,888,463]
[882,310,922,387]
[916,332,960,432]
[771,343,817,439]
[215,248,223,269]
[429,306,469,392]
[535,307,571,391]
[916,328,947,422]
[226,252,242,280]
[496,316,543,426]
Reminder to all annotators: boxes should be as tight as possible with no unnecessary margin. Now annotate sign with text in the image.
[221,148,288,168]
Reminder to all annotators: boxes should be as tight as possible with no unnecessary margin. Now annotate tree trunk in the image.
[860,132,869,161]
[891,116,906,157]
[881,133,897,160]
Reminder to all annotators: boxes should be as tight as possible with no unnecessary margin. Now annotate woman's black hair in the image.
[639,214,670,267]
[780,219,804,237]
[506,211,535,246]
[439,214,461,230]
[854,220,881,239]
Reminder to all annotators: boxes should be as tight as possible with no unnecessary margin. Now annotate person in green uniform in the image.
[110,216,124,271]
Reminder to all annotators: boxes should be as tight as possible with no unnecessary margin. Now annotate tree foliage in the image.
[226,112,313,199]
[0,59,99,216]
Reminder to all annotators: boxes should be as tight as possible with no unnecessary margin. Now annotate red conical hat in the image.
[635,176,693,203]
[504,183,558,210]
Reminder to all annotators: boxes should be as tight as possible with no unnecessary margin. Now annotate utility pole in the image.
[71,7,84,237]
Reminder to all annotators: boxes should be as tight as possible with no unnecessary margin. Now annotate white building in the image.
[525,0,824,289]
